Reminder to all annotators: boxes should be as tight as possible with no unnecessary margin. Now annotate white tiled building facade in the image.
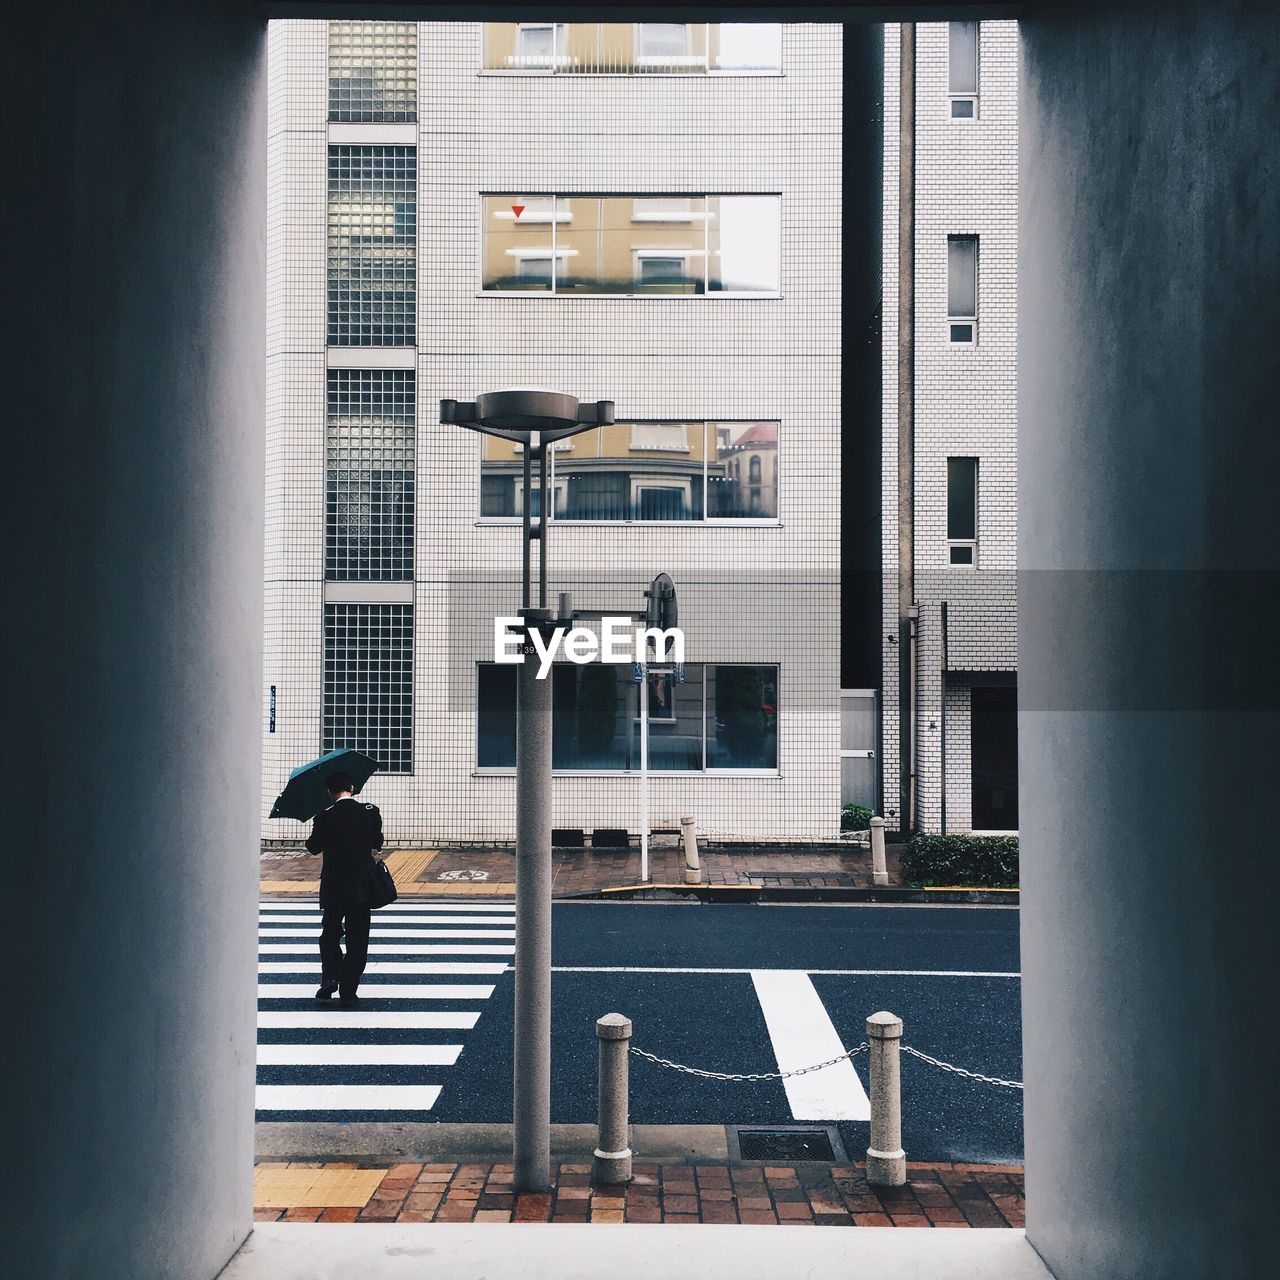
[264,21,844,845]
[264,18,1017,845]
[881,21,1019,834]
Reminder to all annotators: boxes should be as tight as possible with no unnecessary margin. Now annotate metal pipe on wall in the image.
[897,22,917,833]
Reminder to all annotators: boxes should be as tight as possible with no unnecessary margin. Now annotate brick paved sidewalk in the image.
[260,839,900,898]
[253,1159,1022,1228]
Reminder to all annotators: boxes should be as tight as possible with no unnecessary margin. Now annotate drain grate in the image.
[736,1128,836,1162]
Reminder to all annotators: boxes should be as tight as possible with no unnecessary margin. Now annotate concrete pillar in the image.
[865,1011,906,1186]
[1019,3,1280,1276]
[8,4,265,1278]
[592,1013,634,1185]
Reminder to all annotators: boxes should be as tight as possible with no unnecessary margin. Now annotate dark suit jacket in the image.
[305,798,385,908]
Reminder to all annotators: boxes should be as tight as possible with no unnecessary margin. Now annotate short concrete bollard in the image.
[870,816,889,886]
[681,815,701,885]
[865,1010,907,1186]
[592,1013,633,1185]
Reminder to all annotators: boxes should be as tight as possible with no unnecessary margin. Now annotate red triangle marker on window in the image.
[512,204,525,219]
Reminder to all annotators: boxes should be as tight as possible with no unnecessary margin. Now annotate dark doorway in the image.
[971,682,1018,830]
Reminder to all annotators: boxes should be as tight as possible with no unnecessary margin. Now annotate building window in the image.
[947,457,978,566]
[323,603,413,773]
[482,195,780,296]
[637,23,692,63]
[947,234,978,343]
[476,663,778,772]
[328,21,417,122]
[481,23,781,75]
[948,21,979,119]
[480,421,778,522]
[515,23,565,69]
[326,370,414,581]
[328,146,416,346]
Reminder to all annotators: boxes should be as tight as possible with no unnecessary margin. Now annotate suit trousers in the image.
[319,901,372,998]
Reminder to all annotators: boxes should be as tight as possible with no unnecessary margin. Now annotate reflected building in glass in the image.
[264,20,844,844]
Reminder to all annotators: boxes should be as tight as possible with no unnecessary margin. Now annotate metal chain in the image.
[629,1042,868,1083]
[628,1042,1023,1090]
[901,1045,1023,1090]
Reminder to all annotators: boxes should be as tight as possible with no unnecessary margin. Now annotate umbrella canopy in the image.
[268,749,380,822]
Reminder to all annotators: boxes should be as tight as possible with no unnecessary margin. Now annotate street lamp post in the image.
[440,389,613,1192]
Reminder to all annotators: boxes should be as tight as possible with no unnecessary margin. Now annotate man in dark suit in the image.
[305,771,384,1007]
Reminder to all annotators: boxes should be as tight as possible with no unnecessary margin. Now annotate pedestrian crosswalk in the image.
[255,898,513,1120]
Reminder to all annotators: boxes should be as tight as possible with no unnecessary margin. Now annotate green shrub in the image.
[900,833,1019,888]
[841,803,873,831]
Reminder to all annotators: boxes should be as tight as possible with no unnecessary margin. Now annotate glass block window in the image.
[323,603,414,773]
[326,370,415,581]
[482,195,780,296]
[328,146,416,346]
[329,21,417,122]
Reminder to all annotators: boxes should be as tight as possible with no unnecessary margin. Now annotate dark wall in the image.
[841,23,885,691]
[7,3,266,1276]
[1019,3,1280,1276]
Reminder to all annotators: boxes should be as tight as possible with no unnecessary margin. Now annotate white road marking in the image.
[257,1011,479,1029]
[256,1044,462,1066]
[259,944,515,956]
[255,1084,441,1111]
[258,901,514,913]
[258,961,509,975]
[259,914,515,926]
[751,970,871,1122]
[550,966,1019,978]
[257,984,495,1001]
[258,928,515,939]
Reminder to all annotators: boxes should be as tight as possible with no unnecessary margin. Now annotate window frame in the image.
[947,21,980,121]
[479,194,783,300]
[947,234,979,344]
[472,661,782,776]
[946,455,979,569]
[476,419,782,528]
[512,22,570,71]
[477,22,783,77]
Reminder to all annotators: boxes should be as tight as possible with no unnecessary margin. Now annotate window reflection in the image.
[482,196,779,296]
[708,422,778,518]
[483,23,780,75]
[476,663,779,772]
[708,196,781,294]
[555,424,703,521]
[705,665,778,769]
[481,422,778,522]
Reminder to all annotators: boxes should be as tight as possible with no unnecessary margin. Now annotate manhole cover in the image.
[736,1128,836,1162]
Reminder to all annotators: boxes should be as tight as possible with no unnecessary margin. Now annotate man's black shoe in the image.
[315,980,339,1000]
[338,994,360,1009]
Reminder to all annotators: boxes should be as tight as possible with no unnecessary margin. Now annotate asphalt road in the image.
[256,899,1022,1163]
[439,901,1022,1164]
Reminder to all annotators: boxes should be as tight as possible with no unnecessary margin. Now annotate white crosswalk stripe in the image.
[255,897,508,1119]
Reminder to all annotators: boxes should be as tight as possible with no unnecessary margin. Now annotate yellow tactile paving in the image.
[383,848,438,885]
[410,882,516,896]
[253,1167,384,1210]
[259,879,320,894]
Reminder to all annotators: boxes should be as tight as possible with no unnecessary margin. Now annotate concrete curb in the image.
[555,885,1020,906]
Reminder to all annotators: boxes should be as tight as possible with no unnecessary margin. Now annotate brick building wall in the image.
[881,21,1019,833]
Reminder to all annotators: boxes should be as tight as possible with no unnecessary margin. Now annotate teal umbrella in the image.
[268,749,380,822]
